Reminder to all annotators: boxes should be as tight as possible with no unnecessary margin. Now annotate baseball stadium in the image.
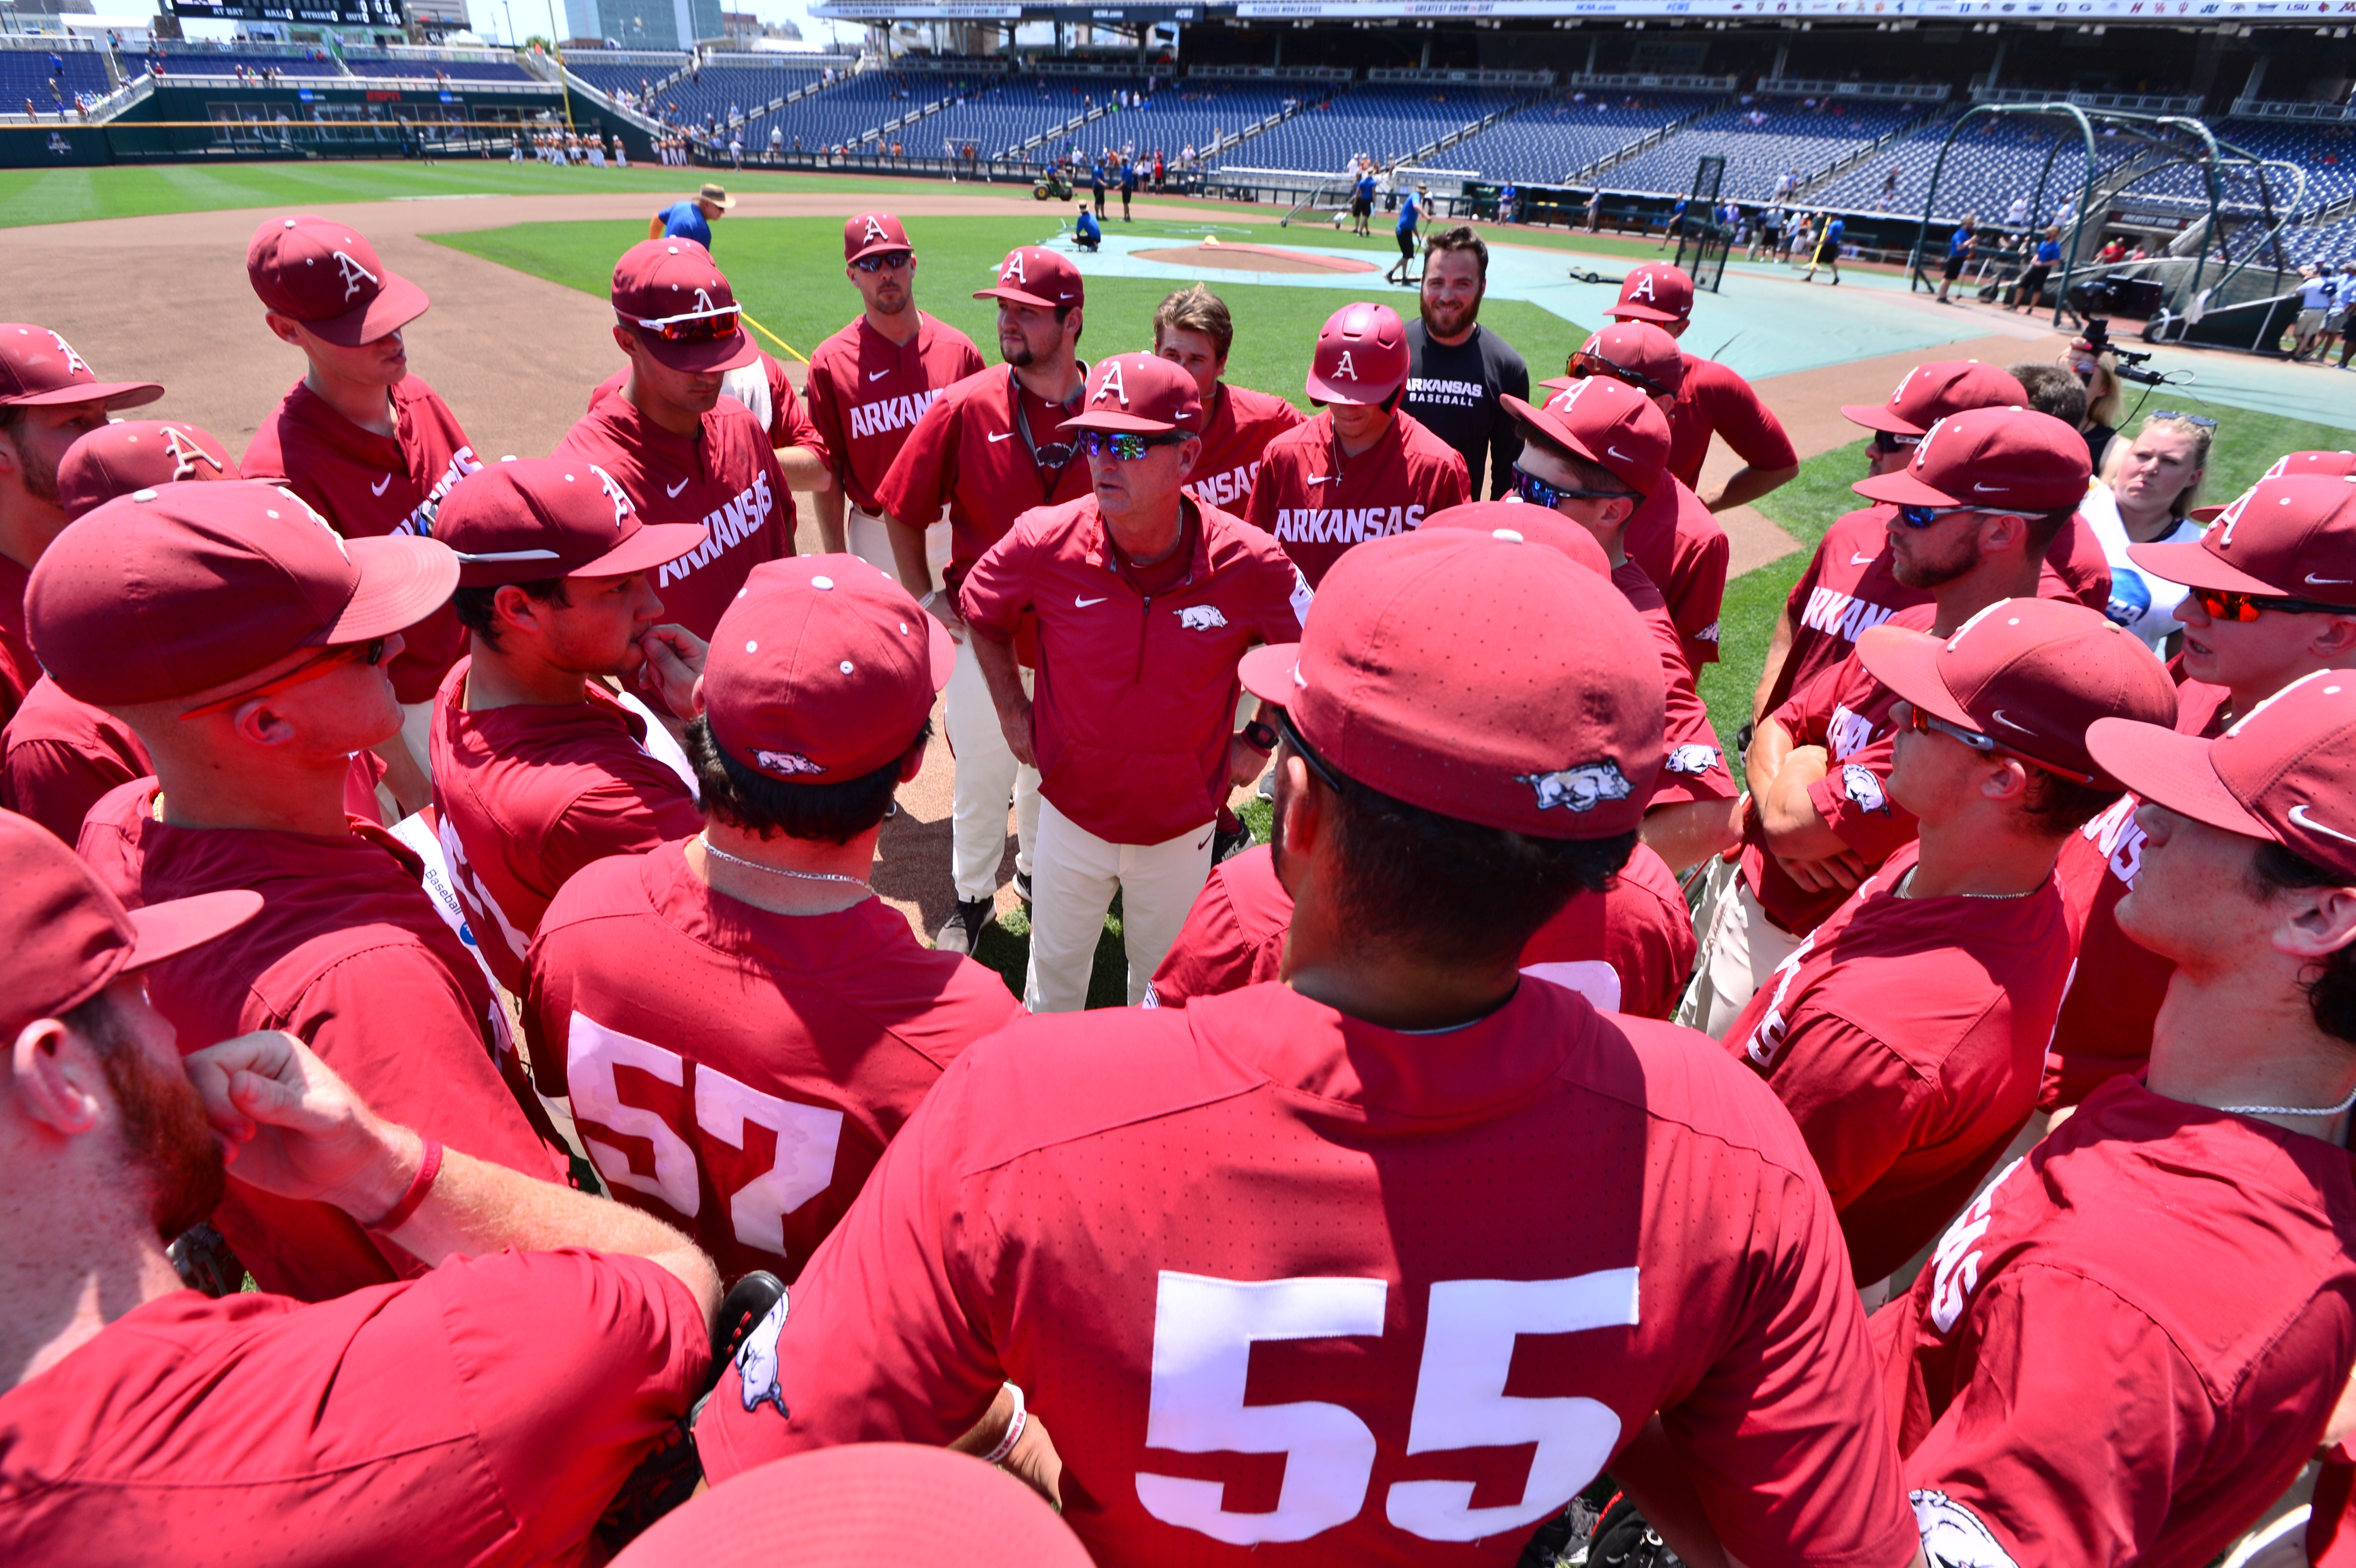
[6,0,2356,1563]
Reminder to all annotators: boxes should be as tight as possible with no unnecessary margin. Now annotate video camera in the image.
[2076,318,2169,384]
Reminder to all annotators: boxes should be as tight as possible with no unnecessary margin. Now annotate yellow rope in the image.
[739,309,807,364]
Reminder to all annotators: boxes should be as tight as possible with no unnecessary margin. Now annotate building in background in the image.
[561,0,721,52]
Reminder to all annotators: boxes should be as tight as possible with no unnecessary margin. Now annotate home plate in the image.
[1132,242,1377,274]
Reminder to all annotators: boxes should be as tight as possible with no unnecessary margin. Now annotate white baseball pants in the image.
[846,501,949,584]
[1023,797,1213,1013]
[1676,856,1808,1040]
[943,634,1040,904]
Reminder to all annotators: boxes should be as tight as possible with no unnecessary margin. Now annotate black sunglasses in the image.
[1513,465,1637,511]
[2150,410,2219,429]
[1272,706,1350,796]
[1904,703,2095,785]
[1871,431,1921,456]
[2192,586,2351,621]
[851,250,912,273]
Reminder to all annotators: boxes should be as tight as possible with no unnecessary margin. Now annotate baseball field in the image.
[10,161,2352,1000]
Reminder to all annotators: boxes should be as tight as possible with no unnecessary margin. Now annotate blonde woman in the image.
[2082,409,2215,650]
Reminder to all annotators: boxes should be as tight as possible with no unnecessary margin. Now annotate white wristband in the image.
[979,1382,1027,1466]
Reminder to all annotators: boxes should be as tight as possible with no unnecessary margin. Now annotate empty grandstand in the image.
[1442,89,1721,187]
[1602,90,1929,202]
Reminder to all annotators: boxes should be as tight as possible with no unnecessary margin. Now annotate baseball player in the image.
[1724,597,2174,1290]
[1501,378,1741,872]
[29,481,564,1301]
[1685,409,2095,1038]
[0,324,162,726]
[524,555,1021,1283]
[1868,671,2356,1568]
[960,354,1300,1012]
[1148,500,1699,1020]
[0,419,395,845]
[587,341,831,508]
[1751,360,2112,723]
[1603,262,1798,525]
[0,829,720,1563]
[1401,228,1530,500]
[873,246,1096,954]
[242,216,484,814]
[695,528,1920,1568]
[1152,283,1302,512]
[801,212,984,568]
[426,458,712,997]
[2044,470,2356,1111]
[1542,319,1727,673]
[556,240,795,646]
[1243,301,1468,589]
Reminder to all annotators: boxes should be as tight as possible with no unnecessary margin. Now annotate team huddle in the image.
[0,203,2353,1568]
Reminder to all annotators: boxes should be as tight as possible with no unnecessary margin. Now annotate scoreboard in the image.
[169,0,405,27]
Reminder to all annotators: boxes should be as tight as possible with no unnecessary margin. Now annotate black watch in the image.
[1242,718,1280,754]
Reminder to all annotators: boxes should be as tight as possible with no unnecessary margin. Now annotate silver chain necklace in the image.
[698,834,873,896]
[2218,1083,2356,1119]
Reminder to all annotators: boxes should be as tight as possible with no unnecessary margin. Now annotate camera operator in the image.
[2063,321,2134,471]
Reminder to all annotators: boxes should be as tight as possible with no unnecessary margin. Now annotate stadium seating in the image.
[563,52,690,109]
[344,54,532,83]
[763,69,954,151]
[1803,110,2140,223]
[135,48,341,80]
[1225,82,1525,174]
[1441,92,1720,187]
[1091,79,1320,164]
[1599,96,1922,201]
[896,75,1143,163]
[0,47,109,112]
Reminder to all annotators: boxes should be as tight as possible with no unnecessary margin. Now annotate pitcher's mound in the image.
[1134,242,1377,274]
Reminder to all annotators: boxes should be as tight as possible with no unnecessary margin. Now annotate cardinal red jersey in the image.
[2041,679,2232,1110]
[76,781,562,1301]
[1623,478,1729,670]
[1743,606,1932,938]
[1665,354,1797,494]
[1243,408,1470,589]
[1872,1076,2356,1568]
[1,678,387,846]
[1187,381,1306,512]
[0,1251,708,1568]
[695,979,1915,1568]
[1726,841,2072,1284]
[1763,507,2116,717]
[801,312,985,515]
[1613,559,1734,808]
[524,842,1023,1284]
[556,391,793,642]
[0,552,31,725]
[241,377,483,705]
[960,494,1303,846]
[589,357,828,500]
[427,662,703,995]
[873,365,1097,589]
[1146,842,1696,1021]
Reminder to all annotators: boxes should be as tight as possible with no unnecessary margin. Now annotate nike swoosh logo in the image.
[988,432,1014,443]
[870,369,891,381]
[1076,595,1106,607]
[1850,552,1876,566]
[2293,803,2356,845]
[371,474,392,496]
[665,477,690,498]
[1971,483,2009,494]
[1304,474,1333,484]
[1990,709,2036,734]
[2311,573,2356,586]
[1196,832,1213,851]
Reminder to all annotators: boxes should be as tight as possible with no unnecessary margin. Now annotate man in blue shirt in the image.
[1385,183,1425,286]
[1803,211,1845,285]
[1074,202,1101,252]
[1119,155,1138,221]
[2294,264,2338,361]
[1352,164,1376,236]
[1658,195,1688,251]
[646,182,735,249]
[1935,213,1978,304]
[1090,158,1106,220]
[2009,224,2065,314]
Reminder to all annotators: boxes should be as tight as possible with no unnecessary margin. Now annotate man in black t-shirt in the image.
[1400,226,1531,501]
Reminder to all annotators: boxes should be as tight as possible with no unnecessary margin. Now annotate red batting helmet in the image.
[1306,301,1408,407]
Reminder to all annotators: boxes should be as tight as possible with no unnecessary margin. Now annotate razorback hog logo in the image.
[47,331,89,379]
[1519,760,1632,814]
[1177,604,1227,631]
[757,749,825,776]
[160,425,223,480]
[589,463,633,530]
[1909,1490,2019,1568]
[332,249,379,304]
[1665,743,1719,775]
[1842,762,1890,815]
[734,1291,792,1416]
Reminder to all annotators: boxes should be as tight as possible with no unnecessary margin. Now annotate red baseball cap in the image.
[1503,376,1672,492]
[702,555,953,785]
[1239,528,1664,839]
[27,479,459,709]
[1307,301,1408,405]
[1420,500,1611,579]
[1853,406,2091,513]
[2191,453,2356,524]
[1,807,261,1038]
[58,420,239,521]
[611,239,758,375]
[1060,352,1202,436]
[1605,262,1694,325]
[974,246,1083,312]
[1545,321,1685,399]
[1841,360,2029,437]
[1858,596,2174,785]
[2130,475,2356,608]
[2089,668,2356,882]
[0,324,162,412]
[843,211,912,262]
[610,1445,1091,1568]
[246,216,430,348]
[436,458,708,588]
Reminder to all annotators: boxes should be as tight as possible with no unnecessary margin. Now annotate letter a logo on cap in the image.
[1003,250,1028,284]
[48,331,89,379]
[1631,270,1657,302]
[1890,367,1921,407]
[1335,350,1358,381]
[161,426,221,480]
[861,215,889,245]
[1096,358,1129,407]
[590,463,633,530]
[333,250,380,304]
